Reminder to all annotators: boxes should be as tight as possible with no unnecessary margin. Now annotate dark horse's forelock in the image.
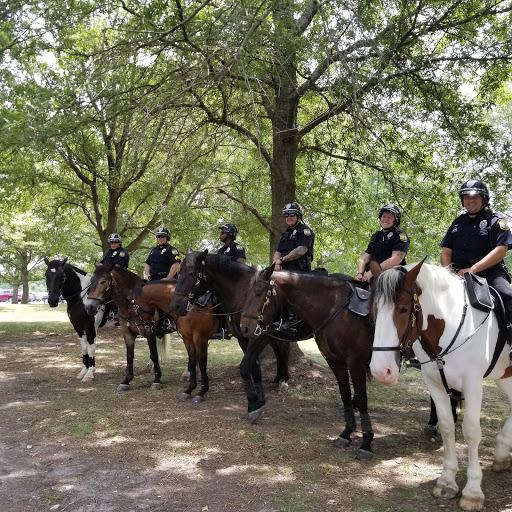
[371,268,404,318]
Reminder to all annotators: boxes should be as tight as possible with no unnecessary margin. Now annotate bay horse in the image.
[238,264,376,460]
[170,250,291,421]
[370,260,512,511]
[44,257,107,382]
[85,265,219,400]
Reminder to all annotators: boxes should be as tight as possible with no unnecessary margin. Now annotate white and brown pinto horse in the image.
[370,260,512,511]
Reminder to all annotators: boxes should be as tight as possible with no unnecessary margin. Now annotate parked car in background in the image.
[0,289,23,302]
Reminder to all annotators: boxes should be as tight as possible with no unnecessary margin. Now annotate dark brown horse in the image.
[239,264,376,460]
[85,265,219,400]
[171,250,291,421]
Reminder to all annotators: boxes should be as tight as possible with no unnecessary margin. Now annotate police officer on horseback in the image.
[440,178,512,329]
[144,227,181,281]
[101,233,130,268]
[218,223,246,263]
[356,204,409,282]
[272,202,315,333]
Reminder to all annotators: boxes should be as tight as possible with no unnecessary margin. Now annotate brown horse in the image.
[239,264,376,460]
[85,265,219,401]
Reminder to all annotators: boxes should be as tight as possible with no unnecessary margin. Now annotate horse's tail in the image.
[157,334,171,362]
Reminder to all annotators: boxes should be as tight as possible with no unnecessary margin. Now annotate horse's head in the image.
[240,264,282,338]
[171,248,208,316]
[370,260,425,386]
[44,257,68,308]
[85,264,114,315]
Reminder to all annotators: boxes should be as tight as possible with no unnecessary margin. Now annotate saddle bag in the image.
[349,287,371,317]
[464,273,494,311]
[194,290,212,307]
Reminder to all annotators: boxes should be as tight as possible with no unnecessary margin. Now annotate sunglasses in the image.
[284,213,297,217]
[156,235,167,238]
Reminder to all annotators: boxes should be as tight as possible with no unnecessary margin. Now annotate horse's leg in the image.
[330,364,357,448]
[179,337,197,401]
[458,381,485,511]
[118,331,136,391]
[148,334,163,390]
[77,335,89,379]
[349,364,374,461]
[269,341,290,390]
[81,326,97,382]
[192,335,209,403]
[492,378,512,472]
[425,396,459,437]
[238,338,267,421]
[429,385,460,501]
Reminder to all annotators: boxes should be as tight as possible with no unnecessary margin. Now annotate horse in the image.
[84,265,220,400]
[171,250,292,420]
[44,257,107,382]
[238,264,376,460]
[369,260,512,511]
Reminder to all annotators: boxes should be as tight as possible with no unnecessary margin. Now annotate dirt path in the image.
[1,324,511,512]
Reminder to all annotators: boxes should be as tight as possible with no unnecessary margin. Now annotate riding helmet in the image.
[282,202,303,218]
[459,178,489,207]
[108,233,122,243]
[155,226,171,239]
[218,223,238,239]
[379,204,401,227]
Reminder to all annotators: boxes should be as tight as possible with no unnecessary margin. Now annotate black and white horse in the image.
[44,257,107,382]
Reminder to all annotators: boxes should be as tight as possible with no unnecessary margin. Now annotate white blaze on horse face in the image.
[369,299,401,386]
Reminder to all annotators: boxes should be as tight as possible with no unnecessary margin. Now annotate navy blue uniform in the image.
[101,248,130,268]
[277,221,315,271]
[218,241,246,261]
[365,227,409,265]
[441,208,512,302]
[145,243,181,280]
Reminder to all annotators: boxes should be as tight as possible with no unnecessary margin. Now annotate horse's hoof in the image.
[492,456,512,472]
[245,408,263,423]
[333,436,351,448]
[192,395,204,403]
[459,495,484,511]
[179,392,192,401]
[433,484,460,500]
[356,449,373,461]
[117,384,130,392]
[181,370,190,381]
[278,380,289,391]
[76,367,87,379]
[424,424,438,437]
[81,374,94,382]
[150,382,163,390]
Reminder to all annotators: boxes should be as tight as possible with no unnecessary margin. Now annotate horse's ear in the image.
[403,260,425,287]
[44,257,50,266]
[262,263,275,280]
[62,257,69,265]
[94,260,102,268]
[369,259,382,278]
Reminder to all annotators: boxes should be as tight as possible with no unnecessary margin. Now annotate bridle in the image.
[173,259,207,312]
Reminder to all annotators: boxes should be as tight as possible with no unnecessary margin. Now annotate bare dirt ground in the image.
[1,319,512,512]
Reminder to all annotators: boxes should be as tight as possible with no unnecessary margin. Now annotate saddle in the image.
[348,284,371,317]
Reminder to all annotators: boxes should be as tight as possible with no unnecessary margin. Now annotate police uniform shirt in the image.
[440,209,512,269]
[217,241,246,261]
[276,221,315,270]
[145,243,181,276]
[101,247,130,268]
[365,227,409,265]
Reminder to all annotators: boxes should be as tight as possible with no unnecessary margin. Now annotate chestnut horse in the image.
[239,264,375,460]
[370,260,512,510]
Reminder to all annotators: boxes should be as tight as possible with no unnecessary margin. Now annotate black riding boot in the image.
[274,308,298,334]
[212,317,232,340]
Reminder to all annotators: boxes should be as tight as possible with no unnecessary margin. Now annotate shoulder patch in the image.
[236,245,243,250]
[399,233,407,242]
[498,219,510,231]
[119,251,125,257]
[303,229,311,236]
[172,249,178,255]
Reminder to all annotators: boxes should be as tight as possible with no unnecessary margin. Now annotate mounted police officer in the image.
[101,233,130,269]
[272,202,315,333]
[211,223,247,340]
[356,204,409,282]
[218,223,246,263]
[440,178,512,330]
[144,227,181,281]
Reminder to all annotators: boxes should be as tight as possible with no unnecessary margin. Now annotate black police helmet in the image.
[459,178,489,207]
[108,233,122,244]
[282,202,303,218]
[155,226,171,239]
[379,203,401,227]
[218,223,238,240]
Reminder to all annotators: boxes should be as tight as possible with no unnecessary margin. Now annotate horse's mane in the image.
[205,253,254,277]
[46,258,88,276]
[372,263,462,314]
[111,266,143,288]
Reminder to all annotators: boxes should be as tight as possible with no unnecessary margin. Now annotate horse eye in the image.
[399,307,408,315]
